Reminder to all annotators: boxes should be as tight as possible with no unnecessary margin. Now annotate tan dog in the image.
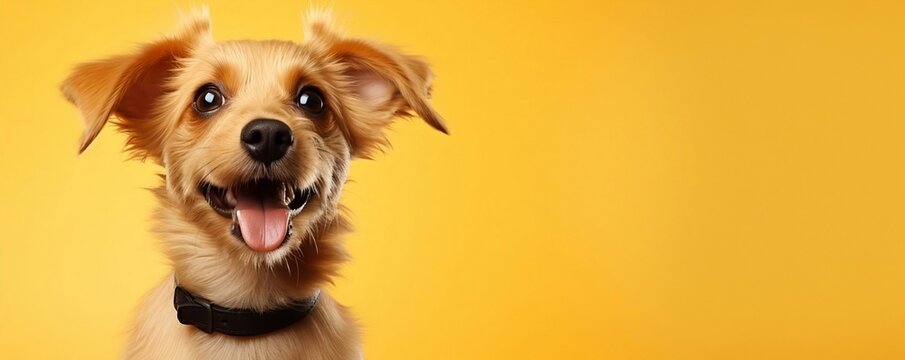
[61,9,446,360]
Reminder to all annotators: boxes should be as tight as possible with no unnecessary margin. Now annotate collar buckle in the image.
[174,286,214,333]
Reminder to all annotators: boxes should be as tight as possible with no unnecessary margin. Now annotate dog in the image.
[61,8,446,359]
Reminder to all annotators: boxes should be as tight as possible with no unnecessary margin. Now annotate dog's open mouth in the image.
[199,179,312,252]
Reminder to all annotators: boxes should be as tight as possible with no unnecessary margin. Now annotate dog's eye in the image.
[194,85,225,114]
[296,86,325,114]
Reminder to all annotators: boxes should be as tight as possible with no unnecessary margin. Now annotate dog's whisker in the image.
[308,227,319,255]
[199,161,229,186]
[294,254,302,285]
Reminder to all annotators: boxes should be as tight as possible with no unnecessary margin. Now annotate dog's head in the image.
[62,10,446,265]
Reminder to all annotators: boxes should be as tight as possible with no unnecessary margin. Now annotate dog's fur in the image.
[61,9,446,360]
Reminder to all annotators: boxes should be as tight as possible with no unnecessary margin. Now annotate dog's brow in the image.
[283,67,317,93]
[208,62,238,94]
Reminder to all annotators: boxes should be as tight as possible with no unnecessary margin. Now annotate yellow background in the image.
[1,0,904,358]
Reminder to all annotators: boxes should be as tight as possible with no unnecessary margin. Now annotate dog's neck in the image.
[152,187,350,312]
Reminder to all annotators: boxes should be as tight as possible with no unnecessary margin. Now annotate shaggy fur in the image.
[61,8,446,360]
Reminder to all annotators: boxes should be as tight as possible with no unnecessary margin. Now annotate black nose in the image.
[240,119,293,165]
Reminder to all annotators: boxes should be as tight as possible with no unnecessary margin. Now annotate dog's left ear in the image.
[61,10,213,158]
[305,15,448,158]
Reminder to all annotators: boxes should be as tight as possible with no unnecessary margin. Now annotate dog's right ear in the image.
[61,9,213,157]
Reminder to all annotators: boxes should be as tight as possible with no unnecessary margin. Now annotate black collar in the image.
[173,286,319,336]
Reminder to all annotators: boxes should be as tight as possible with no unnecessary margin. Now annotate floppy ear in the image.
[61,10,213,158]
[305,14,448,158]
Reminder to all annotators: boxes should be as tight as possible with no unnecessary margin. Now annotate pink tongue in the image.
[235,191,289,252]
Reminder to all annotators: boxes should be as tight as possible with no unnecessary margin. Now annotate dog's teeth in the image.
[225,189,237,207]
[278,184,288,205]
[282,183,294,205]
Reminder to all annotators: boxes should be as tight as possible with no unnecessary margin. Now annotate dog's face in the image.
[62,11,446,265]
[166,40,351,261]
